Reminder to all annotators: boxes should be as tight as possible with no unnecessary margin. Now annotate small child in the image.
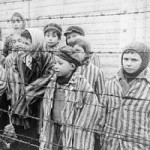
[7,28,54,150]
[40,45,99,150]
[69,34,105,150]
[64,25,101,68]
[43,23,62,53]
[99,42,150,150]
[3,12,26,57]
[4,33,23,69]
[69,36,105,101]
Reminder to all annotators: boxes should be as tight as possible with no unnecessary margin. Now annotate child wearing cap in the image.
[64,25,101,69]
[43,23,62,53]
[40,45,99,150]
[98,42,150,150]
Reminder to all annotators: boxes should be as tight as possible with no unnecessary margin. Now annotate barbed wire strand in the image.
[0,9,150,23]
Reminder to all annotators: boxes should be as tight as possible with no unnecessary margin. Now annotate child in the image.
[40,45,99,150]
[3,12,26,57]
[99,41,150,150]
[64,25,101,68]
[0,64,8,140]
[6,28,54,150]
[69,36,105,101]
[4,33,23,69]
[69,35,105,150]
[43,23,62,53]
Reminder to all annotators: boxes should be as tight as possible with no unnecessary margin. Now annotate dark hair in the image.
[21,30,32,42]
[11,12,26,29]
[69,37,91,53]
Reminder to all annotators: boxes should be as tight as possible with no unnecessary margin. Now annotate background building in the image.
[0,0,150,77]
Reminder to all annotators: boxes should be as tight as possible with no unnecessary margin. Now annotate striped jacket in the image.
[0,65,7,96]
[40,71,99,150]
[90,53,101,69]
[6,28,55,128]
[99,69,150,150]
[77,62,105,102]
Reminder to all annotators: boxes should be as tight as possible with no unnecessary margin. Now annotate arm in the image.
[25,52,55,103]
[3,35,12,57]
[0,65,7,96]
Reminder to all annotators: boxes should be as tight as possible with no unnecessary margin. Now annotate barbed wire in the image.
[0,9,150,23]
[0,0,31,5]
[0,48,123,54]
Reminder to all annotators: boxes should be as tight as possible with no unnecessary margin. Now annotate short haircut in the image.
[69,37,91,53]
[21,30,32,42]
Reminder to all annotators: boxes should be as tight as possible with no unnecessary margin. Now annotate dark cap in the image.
[43,23,62,37]
[64,25,85,36]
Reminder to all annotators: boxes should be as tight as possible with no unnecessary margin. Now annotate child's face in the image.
[44,30,59,48]
[12,34,22,51]
[73,44,85,62]
[123,52,142,74]
[21,37,32,54]
[54,56,74,78]
[66,32,80,45]
[11,16,23,30]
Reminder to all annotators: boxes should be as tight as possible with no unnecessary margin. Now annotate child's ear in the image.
[70,63,76,71]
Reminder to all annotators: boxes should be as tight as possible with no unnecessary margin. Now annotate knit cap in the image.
[64,25,85,36]
[121,41,150,72]
[43,23,62,37]
[56,45,82,67]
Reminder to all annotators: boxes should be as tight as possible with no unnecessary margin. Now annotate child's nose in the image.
[126,60,132,66]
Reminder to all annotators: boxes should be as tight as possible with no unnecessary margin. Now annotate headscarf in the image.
[24,28,44,59]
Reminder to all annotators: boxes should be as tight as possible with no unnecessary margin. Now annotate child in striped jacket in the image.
[64,25,101,69]
[40,45,99,150]
[99,41,150,150]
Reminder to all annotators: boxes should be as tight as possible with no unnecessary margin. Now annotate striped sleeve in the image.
[0,65,6,96]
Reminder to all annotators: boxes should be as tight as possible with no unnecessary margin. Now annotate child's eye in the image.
[16,19,21,23]
[123,58,128,61]
[18,39,22,42]
[12,40,16,44]
[52,34,57,37]
[132,59,138,62]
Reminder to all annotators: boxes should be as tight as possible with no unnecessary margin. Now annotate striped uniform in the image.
[90,53,101,69]
[77,62,105,102]
[0,65,7,96]
[99,69,150,150]
[6,51,54,128]
[39,71,99,150]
